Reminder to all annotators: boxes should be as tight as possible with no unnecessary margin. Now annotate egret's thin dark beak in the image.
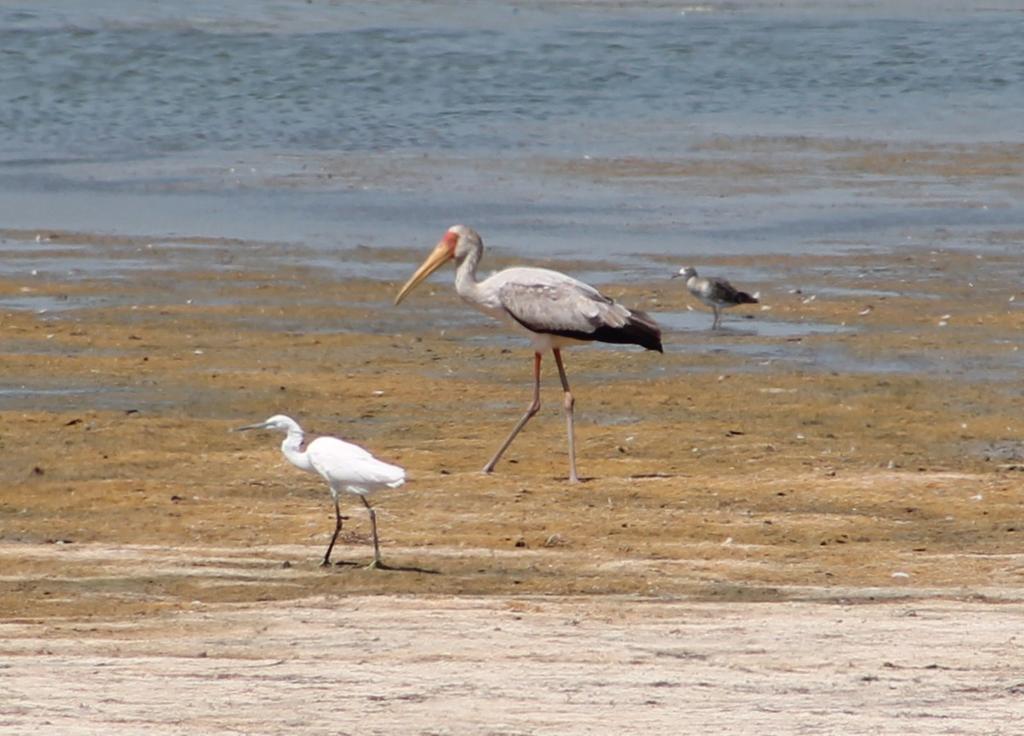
[670,272,682,279]
[232,422,269,433]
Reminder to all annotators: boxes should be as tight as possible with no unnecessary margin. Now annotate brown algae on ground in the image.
[1,226,1023,619]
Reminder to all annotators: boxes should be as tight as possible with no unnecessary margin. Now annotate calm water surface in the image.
[1,0,1023,259]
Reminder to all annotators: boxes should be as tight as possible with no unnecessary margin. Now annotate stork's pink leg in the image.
[552,348,579,483]
[483,352,542,474]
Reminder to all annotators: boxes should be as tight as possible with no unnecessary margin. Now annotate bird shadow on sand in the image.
[327,560,442,575]
[566,473,679,482]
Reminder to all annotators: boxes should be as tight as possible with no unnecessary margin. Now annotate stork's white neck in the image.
[280,428,313,472]
[453,243,484,303]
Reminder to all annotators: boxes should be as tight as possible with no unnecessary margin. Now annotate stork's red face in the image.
[440,229,459,255]
[394,228,460,305]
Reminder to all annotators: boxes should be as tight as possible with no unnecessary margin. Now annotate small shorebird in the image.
[234,415,405,568]
[395,224,662,483]
[673,266,758,329]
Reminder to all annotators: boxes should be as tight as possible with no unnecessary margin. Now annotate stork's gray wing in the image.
[497,280,627,336]
[497,279,663,351]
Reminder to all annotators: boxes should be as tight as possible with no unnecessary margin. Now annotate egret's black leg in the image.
[321,496,344,567]
[361,495,382,569]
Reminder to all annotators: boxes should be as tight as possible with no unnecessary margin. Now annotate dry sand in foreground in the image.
[3,590,1024,735]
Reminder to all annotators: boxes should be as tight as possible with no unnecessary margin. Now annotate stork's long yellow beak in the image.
[394,239,454,305]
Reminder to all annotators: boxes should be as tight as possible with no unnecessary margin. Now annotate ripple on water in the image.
[0,294,120,313]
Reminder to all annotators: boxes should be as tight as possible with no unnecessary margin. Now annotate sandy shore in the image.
[4,592,1023,735]
[1,218,1023,733]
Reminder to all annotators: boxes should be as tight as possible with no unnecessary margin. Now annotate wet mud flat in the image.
[1,224,1024,733]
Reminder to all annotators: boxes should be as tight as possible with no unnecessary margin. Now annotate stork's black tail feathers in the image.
[734,290,758,305]
[591,308,663,353]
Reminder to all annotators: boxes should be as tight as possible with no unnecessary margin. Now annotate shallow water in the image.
[4,1,1023,160]
[655,309,851,337]
[2,1,1023,259]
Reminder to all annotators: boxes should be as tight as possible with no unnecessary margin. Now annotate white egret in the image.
[674,266,758,329]
[395,224,662,483]
[234,414,405,568]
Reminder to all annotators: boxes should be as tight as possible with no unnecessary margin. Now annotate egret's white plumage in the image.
[395,225,662,482]
[234,414,404,568]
